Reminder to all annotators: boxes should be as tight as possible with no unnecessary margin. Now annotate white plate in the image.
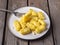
[8,7,50,40]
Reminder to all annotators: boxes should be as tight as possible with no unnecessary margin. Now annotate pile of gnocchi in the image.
[13,9,46,35]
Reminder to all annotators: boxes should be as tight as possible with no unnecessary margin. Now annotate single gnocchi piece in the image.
[30,9,37,16]
[37,12,45,20]
[32,17,38,21]
[25,9,32,16]
[38,19,46,26]
[23,9,33,21]
[19,28,31,35]
[13,20,21,31]
[32,9,38,17]
[35,26,46,34]
[20,9,32,22]
[20,15,31,23]
[26,23,35,31]
[20,22,26,28]
[30,20,40,27]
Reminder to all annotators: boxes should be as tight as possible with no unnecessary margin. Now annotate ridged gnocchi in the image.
[13,20,21,31]
[13,9,46,35]
[35,26,46,34]
[26,22,35,31]
[37,12,45,20]
[19,28,31,35]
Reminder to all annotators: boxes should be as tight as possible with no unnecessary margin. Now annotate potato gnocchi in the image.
[13,9,46,35]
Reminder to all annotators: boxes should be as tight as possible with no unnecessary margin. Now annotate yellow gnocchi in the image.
[19,28,31,35]
[38,12,45,20]
[32,9,37,17]
[35,26,46,34]
[26,23,35,31]
[38,19,46,26]
[32,17,38,21]
[13,20,21,31]
[13,9,46,35]
[30,19,40,27]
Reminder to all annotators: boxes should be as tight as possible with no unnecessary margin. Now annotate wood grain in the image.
[4,0,28,45]
[0,0,7,45]
[48,0,60,45]
[28,0,54,45]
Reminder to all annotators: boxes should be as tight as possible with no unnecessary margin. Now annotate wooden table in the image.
[0,0,60,45]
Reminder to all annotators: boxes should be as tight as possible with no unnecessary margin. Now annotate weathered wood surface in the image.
[28,0,54,45]
[49,0,60,45]
[0,0,7,45]
[0,0,60,45]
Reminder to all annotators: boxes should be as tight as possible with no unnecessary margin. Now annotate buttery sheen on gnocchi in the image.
[13,9,46,35]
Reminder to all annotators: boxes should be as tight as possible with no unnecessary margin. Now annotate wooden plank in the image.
[48,0,60,45]
[4,0,28,45]
[4,0,17,45]
[28,0,54,45]
[0,0,7,45]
